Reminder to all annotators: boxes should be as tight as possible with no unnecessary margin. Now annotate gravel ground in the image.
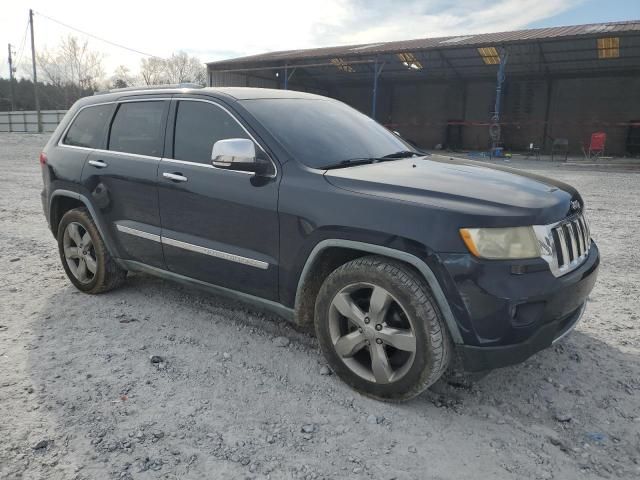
[1,133,639,480]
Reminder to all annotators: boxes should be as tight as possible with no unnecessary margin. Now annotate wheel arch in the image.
[49,193,84,236]
[294,239,463,344]
[49,190,122,261]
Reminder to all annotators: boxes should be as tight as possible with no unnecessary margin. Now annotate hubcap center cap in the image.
[362,324,378,341]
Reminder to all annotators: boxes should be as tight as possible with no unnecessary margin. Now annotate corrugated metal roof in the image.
[207,20,640,67]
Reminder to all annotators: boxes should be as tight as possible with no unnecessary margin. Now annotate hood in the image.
[323,155,581,226]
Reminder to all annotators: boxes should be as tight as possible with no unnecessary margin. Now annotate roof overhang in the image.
[207,21,640,84]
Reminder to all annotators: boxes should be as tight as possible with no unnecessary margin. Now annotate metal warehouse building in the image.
[207,21,640,157]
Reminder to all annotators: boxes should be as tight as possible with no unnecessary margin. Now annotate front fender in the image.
[293,238,464,345]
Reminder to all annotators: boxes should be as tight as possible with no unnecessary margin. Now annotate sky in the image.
[1,0,639,79]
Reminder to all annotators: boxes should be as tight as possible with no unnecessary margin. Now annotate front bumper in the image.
[438,242,599,371]
[457,302,586,371]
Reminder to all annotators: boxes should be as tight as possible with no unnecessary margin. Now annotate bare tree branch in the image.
[140,57,168,86]
[164,51,206,85]
[36,35,105,94]
[111,65,135,88]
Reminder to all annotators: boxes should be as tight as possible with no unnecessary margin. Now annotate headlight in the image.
[459,226,540,259]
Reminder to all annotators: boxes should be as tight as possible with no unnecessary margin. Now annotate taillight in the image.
[39,152,47,166]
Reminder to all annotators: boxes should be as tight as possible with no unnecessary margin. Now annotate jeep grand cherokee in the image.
[40,86,599,401]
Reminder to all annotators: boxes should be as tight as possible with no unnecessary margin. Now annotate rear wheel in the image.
[57,208,126,293]
[315,256,451,401]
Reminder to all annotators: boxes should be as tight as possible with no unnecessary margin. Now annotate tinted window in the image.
[241,98,411,168]
[63,104,112,148]
[109,101,166,156]
[173,101,249,163]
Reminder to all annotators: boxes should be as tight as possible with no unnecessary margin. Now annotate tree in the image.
[110,65,135,89]
[164,51,206,85]
[139,52,206,86]
[140,57,168,86]
[36,35,105,104]
[0,77,93,110]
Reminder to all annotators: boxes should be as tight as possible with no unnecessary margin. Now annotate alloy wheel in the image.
[62,222,97,284]
[328,282,417,384]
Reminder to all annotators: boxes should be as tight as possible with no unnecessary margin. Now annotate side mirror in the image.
[211,138,268,174]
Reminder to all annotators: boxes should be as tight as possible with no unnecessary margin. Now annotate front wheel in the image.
[315,256,452,401]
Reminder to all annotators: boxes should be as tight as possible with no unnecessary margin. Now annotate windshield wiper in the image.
[381,150,421,159]
[321,158,378,170]
[321,152,420,170]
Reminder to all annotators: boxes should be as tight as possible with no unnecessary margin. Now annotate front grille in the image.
[550,214,591,274]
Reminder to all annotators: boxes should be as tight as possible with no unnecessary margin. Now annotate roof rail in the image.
[94,83,204,95]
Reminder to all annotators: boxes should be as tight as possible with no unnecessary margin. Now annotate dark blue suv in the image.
[40,86,599,401]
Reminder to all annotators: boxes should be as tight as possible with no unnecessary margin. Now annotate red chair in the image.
[584,132,606,160]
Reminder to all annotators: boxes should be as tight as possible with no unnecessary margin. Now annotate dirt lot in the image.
[1,133,639,480]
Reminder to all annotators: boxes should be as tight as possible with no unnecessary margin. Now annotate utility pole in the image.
[7,44,16,111]
[29,9,42,133]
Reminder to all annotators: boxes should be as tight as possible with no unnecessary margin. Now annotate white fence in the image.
[0,110,68,133]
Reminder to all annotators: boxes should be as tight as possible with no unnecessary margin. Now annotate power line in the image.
[4,18,29,78]
[15,17,31,67]
[34,10,160,58]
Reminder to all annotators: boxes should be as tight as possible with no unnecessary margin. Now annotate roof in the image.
[206,20,640,81]
[208,21,640,66]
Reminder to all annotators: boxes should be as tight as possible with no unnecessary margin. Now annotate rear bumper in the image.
[41,189,49,227]
[457,302,586,371]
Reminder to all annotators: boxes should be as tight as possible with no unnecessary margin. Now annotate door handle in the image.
[88,160,108,168]
[163,172,188,182]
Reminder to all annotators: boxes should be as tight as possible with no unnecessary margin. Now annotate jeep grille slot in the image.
[551,214,591,274]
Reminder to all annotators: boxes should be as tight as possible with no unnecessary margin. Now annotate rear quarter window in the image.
[62,104,113,149]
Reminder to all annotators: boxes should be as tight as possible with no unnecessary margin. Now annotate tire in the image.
[57,207,127,294]
[314,255,452,401]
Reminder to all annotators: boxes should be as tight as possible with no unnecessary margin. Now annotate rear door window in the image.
[63,104,113,149]
[109,101,166,157]
[173,100,250,164]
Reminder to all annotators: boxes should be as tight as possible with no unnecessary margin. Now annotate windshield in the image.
[240,98,416,169]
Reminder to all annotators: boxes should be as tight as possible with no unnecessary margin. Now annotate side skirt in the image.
[120,259,294,322]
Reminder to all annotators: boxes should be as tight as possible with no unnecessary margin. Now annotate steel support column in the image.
[490,49,509,154]
[371,59,384,120]
[542,78,553,152]
[284,64,288,90]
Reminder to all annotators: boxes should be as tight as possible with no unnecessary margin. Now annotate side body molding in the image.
[295,239,463,344]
